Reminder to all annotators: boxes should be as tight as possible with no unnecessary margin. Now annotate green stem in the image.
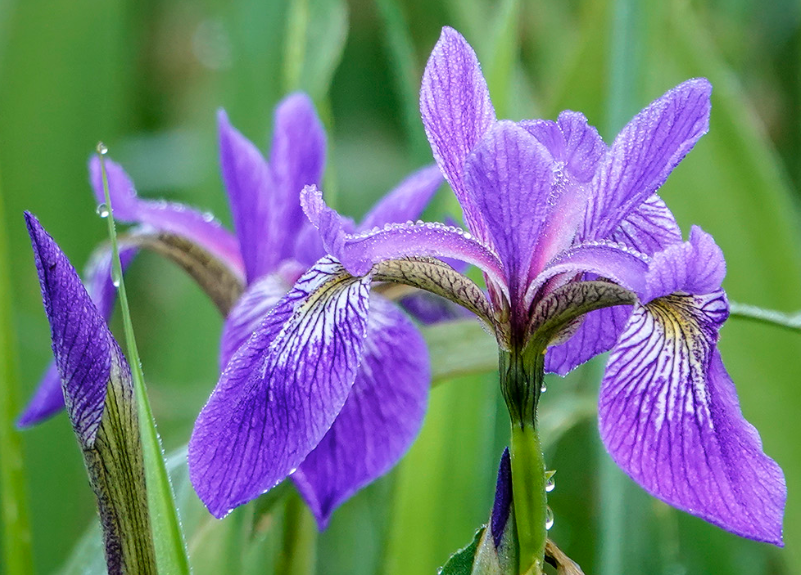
[277,492,317,575]
[0,169,34,575]
[98,145,191,575]
[509,423,547,575]
[728,301,801,333]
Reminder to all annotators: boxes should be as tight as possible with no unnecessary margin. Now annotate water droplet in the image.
[202,211,215,222]
[545,506,554,530]
[545,472,556,493]
[96,203,109,218]
[463,232,473,240]
[112,278,120,288]
[540,382,547,393]
[111,269,122,288]
[416,219,424,225]
[96,142,108,155]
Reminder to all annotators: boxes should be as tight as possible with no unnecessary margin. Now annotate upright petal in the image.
[599,292,785,544]
[609,194,682,256]
[301,185,508,292]
[18,246,137,427]
[581,79,712,241]
[358,165,443,231]
[189,257,371,518]
[292,295,429,528]
[90,156,244,277]
[218,110,277,281]
[268,93,326,259]
[420,26,495,244]
[464,121,554,301]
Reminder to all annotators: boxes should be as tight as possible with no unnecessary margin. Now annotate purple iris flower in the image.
[211,28,784,545]
[19,92,443,528]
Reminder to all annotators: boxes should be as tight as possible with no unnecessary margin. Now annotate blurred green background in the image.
[1,0,801,573]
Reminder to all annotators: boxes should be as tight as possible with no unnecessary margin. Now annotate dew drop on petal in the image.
[545,506,554,530]
[96,203,109,218]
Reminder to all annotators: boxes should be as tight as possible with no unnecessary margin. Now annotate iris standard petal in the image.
[218,109,276,281]
[520,110,606,184]
[292,295,429,528]
[188,257,371,518]
[89,155,244,276]
[268,92,326,259]
[581,79,712,241]
[18,246,137,428]
[464,121,554,300]
[358,165,443,231]
[301,185,508,291]
[420,26,495,244]
[599,292,786,545]
[610,194,682,256]
[25,213,122,446]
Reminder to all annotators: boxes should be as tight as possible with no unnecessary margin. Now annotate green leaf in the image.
[438,528,483,575]
[296,0,349,103]
[421,320,498,383]
[0,169,34,575]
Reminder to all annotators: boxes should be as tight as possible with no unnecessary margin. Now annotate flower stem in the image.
[277,492,317,575]
[510,422,547,575]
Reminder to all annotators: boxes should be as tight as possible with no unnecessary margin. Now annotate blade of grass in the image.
[283,0,309,94]
[97,145,191,575]
[485,0,520,119]
[0,168,35,575]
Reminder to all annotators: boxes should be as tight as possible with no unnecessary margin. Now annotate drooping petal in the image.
[268,92,326,259]
[218,110,277,281]
[645,226,726,301]
[89,156,244,277]
[581,79,712,241]
[301,185,508,293]
[24,213,118,446]
[18,246,137,428]
[599,292,786,544]
[292,295,429,528]
[189,257,371,518]
[358,165,443,231]
[420,26,495,244]
[398,292,472,325]
[609,194,682,256]
[520,110,606,183]
[464,121,554,300]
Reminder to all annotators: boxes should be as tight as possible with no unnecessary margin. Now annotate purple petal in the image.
[464,121,555,300]
[581,79,712,241]
[358,165,443,231]
[18,246,137,428]
[609,194,682,256]
[89,155,245,277]
[268,93,326,260]
[420,26,495,244]
[544,305,632,376]
[189,257,371,518]
[490,447,513,549]
[399,292,472,325]
[218,110,277,281]
[645,226,726,301]
[218,274,289,371]
[24,213,127,447]
[520,111,606,183]
[292,295,429,528]
[301,185,508,293]
[599,292,786,544]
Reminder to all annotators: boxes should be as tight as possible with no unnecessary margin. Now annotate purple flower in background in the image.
[19,92,442,528]
[244,28,781,544]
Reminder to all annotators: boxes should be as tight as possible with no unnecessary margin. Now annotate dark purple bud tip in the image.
[491,447,513,549]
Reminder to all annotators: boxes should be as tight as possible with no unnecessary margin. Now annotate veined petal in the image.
[25,213,119,446]
[89,155,244,277]
[358,165,443,231]
[525,241,650,311]
[464,121,554,300]
[610,194,682,256]
[581,79,712,241]
[599,292,785,544]
[268,92,326,260]
[301,185,508,292]
[520,110,606,183]
[218,110,276,281]
[218,274,289,371]
[189,257,371,518]
[420,26,495,244]
[293,295,429,528]
[645,226,725,301]
[18,246,137,428]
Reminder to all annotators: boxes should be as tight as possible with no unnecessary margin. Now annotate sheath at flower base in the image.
[18,93,442,529]
[223,26,782,558]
